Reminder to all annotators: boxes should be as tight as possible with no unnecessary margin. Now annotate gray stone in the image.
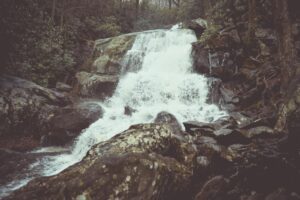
[44,101,103,146]
[75,71,118,99]
[91,33,137,75]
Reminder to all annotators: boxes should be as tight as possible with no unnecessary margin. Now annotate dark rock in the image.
[192,45,210,74]
[192,45,237,81]
[194,136,224,161]
[215,129,249,146]
[75,71,118,99]
[184,116,237,136]
[194,176,228,200]
[242,126,274,139]
[255,28,276,40]
[228,29,241,44]
[44,101,103,146]
[292,23,300,36]
[184,18,207,36]
[55,82,72,92]
[240,193,263,200]
[287,107,300,148]
[238,117,276,130]
[154,111,182,134]
[196,156,211,168]
[124,106,136,116]
[214,128,234,137]
[220,84,239,104]
[0,75,70,150]
[230,112,252,128]
[7,124,197,200]
[207,78,223,105]
[184,121,216,134]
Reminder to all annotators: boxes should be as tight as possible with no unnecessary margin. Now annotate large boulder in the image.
[192,43,239,81]
[183,18,207,36]
[91,33,137,75]
[75,71,118,99]
[43,101,103,146]
[7,124,197,200]
[0,75,70,151]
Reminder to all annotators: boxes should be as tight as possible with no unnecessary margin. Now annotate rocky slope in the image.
[0,75,70,151]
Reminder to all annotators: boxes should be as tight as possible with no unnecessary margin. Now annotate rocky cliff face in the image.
[193,0,300,136]
[0,75,71,151]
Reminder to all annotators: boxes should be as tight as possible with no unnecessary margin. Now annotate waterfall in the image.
[0,27,226,197]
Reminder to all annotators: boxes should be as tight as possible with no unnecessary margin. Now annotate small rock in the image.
[124,106,136,116]
[183,121,215,133]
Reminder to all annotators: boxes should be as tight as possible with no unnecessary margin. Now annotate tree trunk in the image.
[51,0,57,21]
[135,0,139,19]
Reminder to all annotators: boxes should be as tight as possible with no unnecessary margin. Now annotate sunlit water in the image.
[0,27,226,197]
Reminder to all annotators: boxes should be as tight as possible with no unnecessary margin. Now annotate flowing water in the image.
[0,27,226,197]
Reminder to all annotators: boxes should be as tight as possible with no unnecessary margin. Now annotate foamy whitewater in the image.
[0,27,226,197]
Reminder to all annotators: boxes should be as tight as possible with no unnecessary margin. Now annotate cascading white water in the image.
[0,27,226,197]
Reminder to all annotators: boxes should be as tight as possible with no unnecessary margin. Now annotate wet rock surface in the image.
[75,71,119,99]
[43,101,103,146]
[6,124,197,200]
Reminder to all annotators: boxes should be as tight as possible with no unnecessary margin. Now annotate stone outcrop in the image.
[73,32,136,99]
[6,124,197,200]
[75,71,118,99]
[43,101,103,146]
[192,0,300,134]
[91,33,136,75]
[188,0,300,199]
[0,75,70,151]
[183,18,207,37]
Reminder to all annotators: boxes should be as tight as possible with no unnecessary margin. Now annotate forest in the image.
[0,0,205,86]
